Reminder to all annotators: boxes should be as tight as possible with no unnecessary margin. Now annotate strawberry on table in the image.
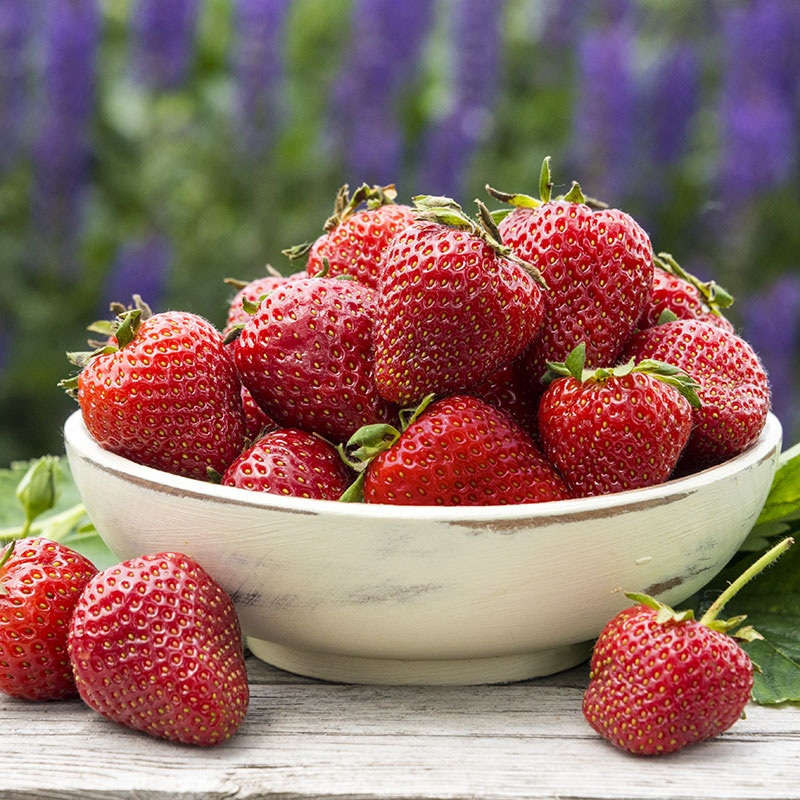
[623,318,770,471]
[341,394,570,506]
[0,537,97,701]
[374,196,546,406]
[638,252,735,332]
[489,157,653,384]
[584,538,793,755]
[63,299,246,481]
[222,428,352,500]
[234,276,396,443]
[68,551,249,746]
[286,183,416,289]
[537,343,700,497]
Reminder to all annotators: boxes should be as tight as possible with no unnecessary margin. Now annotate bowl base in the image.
[246,638,593,685]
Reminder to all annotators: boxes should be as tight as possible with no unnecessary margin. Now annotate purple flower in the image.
[741,273,800,438]
[718,0,798,203]
[233,0,292,153]
[31,0,100,276]
[0,0,32,172]
[646,43,700,165]
[101,235,173,314]
[130,0,199,91]
[568,15,636,202]
[331,0,435,185]
[419,0,506,199]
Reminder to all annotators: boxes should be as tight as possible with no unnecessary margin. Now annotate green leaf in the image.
[755,441,800,525]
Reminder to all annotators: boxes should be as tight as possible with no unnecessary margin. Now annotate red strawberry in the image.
[289,183,415,289]
[491,158,653,384]
[374,197,545,406]
[584,538,793,755]
[638,252,735,332]
[234,276,396,443]
[622,319,770,470]
[222,428,352,500]
[0,537,97,701]
[68,552,249,746]
[471,359,541,439]
[240,385,277,440]
[223,268,303,333]
[537,344,699,496]
[65,304,245,481]
[342,394,570,506]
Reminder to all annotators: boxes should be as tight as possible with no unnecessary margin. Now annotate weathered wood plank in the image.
[2,659,799,800]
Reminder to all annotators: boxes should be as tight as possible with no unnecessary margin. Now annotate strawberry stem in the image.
[699,537,794,626]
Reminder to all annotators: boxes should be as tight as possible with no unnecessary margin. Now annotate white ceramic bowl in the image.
[64,410,781,685]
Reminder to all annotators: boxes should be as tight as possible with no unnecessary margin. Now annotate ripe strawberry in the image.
[223,268,303,334]
[342,394,570,506]
[287,183,415,289]
[240,385,277,440]
[234,276,396,443]
[622,319,770,470]
[64,301,245,481]
[68,552,249,746]
[374,196,545,406]
[222,428,352,500]
[583,538,793,755]
[491,158,653,384]
[471,359,541,439]
[537,344,699,496]
[638,252,735,332]
[0,537,97,701]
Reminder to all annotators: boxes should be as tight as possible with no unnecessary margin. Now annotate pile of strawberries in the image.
[64,158,770,506]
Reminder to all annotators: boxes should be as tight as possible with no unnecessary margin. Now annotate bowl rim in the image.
[63,409,782,523]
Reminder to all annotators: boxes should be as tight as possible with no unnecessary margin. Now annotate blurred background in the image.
[0,0,798,462]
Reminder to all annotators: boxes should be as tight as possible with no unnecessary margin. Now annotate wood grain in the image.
[2,657,799,800]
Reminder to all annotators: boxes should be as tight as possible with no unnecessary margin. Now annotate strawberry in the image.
[584,538,793,755]
[638,252,735,332]
[537,344,699,497]
[471,359,541,439]
[286,183,415,289]
[64,303,245,481]
[223,267,303,334]
[234,276,396,443]
[622,319,770,470]
[222,428,352,500]
[490,158,653,384]
[0,537,97,701]
[341,394,570,506]
[240,385,277,440]
[373,196,546,406]
[68,551,249,746]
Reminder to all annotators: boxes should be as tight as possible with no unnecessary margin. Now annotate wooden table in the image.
[3,653,799,799]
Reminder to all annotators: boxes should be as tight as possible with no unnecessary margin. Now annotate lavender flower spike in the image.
[0,0,32,173]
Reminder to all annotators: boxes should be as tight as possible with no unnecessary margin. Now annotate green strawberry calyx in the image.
[338,394,435,502]
[624,536,793,641]
[485,155,607,221]
[411,194,547,288]
[283,183,398,261]
[0,539,15,595]
[542,343,703,409]
[655,251,734,318]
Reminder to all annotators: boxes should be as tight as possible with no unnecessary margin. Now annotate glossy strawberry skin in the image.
[307,203,416,288]
[538,371,692,497]
[639,267,735,332]
[222,428,352,500]
[583,604,753,755]
[0,538,97,701]
[471,360,540,439]
[78,312,246,481]
[623,320,770,470]
[240,385,277,440]
[225,274,300,333]
[235,277,396,443]
[374,222,545,406]
[363,395,570,506]
[68,552,249,746]
[499,201,653,383]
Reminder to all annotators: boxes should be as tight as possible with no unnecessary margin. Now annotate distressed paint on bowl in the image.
[64,411,782,685]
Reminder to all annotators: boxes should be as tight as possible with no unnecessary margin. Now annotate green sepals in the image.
[282,241,313,261]
[656,308,679,325]
[206,467,224,485]
[541,344,702,408]
[539,155,553,203]
[16,456,61,536]
[484,185,541,209]
[0,539,14,594]
[338,423,402,473]
[561,181,587,204]
[397,393,436,431]
[338,471,367,503]
[324,183,397,232]
[655,252,735,314]
[222,324,244,345]
[624,592,695,623]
